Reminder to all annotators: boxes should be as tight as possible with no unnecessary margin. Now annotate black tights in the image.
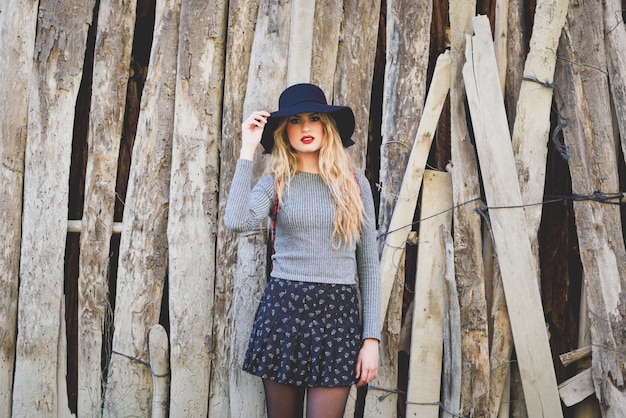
[263,379,351,418]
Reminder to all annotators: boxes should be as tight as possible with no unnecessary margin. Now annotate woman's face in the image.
[285,112,325,155]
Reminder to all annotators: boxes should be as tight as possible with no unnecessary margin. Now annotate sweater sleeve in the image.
[223,159,275,233]
[355,173,382,341]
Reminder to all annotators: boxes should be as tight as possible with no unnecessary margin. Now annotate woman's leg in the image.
[305,386,351,418]
[263,379,306,418]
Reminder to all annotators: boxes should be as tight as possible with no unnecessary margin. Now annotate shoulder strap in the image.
[269,184,279,272]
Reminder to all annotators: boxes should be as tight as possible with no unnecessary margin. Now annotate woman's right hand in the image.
[240,110,270,160]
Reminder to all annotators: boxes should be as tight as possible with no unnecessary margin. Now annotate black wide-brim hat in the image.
[260,83,356,154]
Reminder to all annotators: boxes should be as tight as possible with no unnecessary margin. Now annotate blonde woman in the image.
[225,83,380,418]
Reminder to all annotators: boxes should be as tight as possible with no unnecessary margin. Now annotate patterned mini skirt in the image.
[242,277,362,387]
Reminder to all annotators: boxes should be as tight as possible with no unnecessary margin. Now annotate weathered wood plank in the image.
[365,1,432,415]
[486,233,513,418]
[503,3,528,417]
[559,368,595,407]
[334,0,382,170]
[0,2,38,415]
[286,0,315,85]
[377,55,450,414]
[97,0,178,415]
[494,0,508,94]
[378,0,432,234]
[510,0,568,257]
[149,325,169,418]
[448,2,490,416]
[228,0,290,415]
[603,0,626,162]
[76,0,136,411]
[554,3,626,415]
[405,170,452,418]
[212,1,261,416]
[441,226,461,418]
[11,1,96,415]
[79,0,137,413]
[379,51,450,326]
[310,0,342,93]
[574,284,602,418]
[560,346,592,368]
[167,1,228,416]
[463,15,562,417]
[230,231,270,418]
[504,0,526,128]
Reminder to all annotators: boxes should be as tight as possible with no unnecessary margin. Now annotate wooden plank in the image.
[502,3,527,415]
[503,0,526,128]
[574,283,602,418]
[603,0,626,162]
[149,325,170,418]
[230,231,271,418]
[97,0,178,415]
[334,0,382,170]
[441,226,461,418]
[494,0,508,94]
[463,15,562,418]
[310,0,342,93]
[377,53,449,415]
[375,53,449,414]
[560,346,592,367]
[79,0,137,414]
[166,1,228,417]
[365,1,432,415]
[558,368,594,407]
[57,300,74,418]
[405,170,452,418]
[510,0,568,257]
[78,0,136,411]
[378,0,432,233]
[379,51,450,326]
[486,235,514,418]
[286,0,315,85]
[228,0,290,415]
[212,1,261,416]
[554,4,626,415]
[11,1,96,416]
[67,219,123,234]
[448,2,490,415]
[0,2,38,415]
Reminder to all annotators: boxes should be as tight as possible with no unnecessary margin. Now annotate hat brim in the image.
[260,104,355,154]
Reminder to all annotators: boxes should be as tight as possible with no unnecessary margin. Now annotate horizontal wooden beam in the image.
[559,345,592,367]
[67,220,123,234]
[558,368,594,407]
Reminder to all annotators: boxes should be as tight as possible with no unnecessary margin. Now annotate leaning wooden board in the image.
[167,1,228,417]
[463,15,562,418]
[405,170,452,418]
[12,1,95,416]
[99,0,178,416]
[0,1,38,415]
[228,0,290,415]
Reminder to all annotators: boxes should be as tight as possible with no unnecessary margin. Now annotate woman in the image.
[224,83,381,418]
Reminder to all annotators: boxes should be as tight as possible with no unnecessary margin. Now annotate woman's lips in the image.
[301,135,314,144]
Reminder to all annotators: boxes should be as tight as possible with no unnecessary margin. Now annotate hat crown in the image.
[278,83,328,110]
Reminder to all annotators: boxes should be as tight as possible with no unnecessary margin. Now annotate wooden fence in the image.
[1,0,625,417]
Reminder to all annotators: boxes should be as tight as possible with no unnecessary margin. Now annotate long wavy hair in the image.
[269,113,365,248]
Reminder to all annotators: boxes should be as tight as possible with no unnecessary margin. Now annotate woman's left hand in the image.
[355,338,379,387]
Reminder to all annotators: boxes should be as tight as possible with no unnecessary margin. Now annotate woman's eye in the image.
[289,117,300,124]
[309,116,320,122]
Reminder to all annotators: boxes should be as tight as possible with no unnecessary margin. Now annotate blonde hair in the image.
[269,113,365,248]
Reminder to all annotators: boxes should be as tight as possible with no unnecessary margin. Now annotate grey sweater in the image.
[224,159,381,341]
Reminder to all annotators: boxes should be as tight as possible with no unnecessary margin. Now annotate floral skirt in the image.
[243,277,362,387]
